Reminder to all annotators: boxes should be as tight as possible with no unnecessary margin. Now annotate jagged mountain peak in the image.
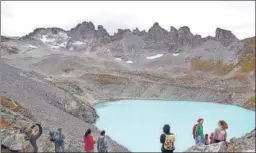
[75,21,95,31]
[170,26,178,32]
[148,22,168,32]
[178,26,191,33]
[96,25,110,38]
[215,27,238,46]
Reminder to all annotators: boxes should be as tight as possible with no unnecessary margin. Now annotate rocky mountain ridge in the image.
[3,21,238,53]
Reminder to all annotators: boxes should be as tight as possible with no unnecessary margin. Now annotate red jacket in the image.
[83,134,96,151]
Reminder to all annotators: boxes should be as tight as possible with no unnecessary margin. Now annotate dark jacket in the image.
[25,124,43,153]
[160,124,174,153]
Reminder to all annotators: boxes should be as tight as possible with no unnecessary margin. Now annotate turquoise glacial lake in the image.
[95,100,255,152]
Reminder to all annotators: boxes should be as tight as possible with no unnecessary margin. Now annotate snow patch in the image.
[126,60,133,64]
[73,41,85,45]
[115,58,122,61]
[40,35,55,43]
[173,53,179,56]
[27,44,38,49]
[50,46,60,49]
[59,42,67,48]
[58,32,68,39]
[44,77,53,81]
[146,54,163,60]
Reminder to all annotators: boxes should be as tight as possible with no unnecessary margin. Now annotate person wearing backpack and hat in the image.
[192,118,204,145]
[160,124,175,153]
[97,130,108,152]
[54,128,65,152]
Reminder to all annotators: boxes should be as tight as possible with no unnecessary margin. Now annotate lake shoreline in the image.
[92,97,255,112]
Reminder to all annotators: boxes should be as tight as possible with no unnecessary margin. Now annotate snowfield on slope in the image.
[146,54,163,60]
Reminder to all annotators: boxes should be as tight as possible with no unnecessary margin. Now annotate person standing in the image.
[54,128,65,152]
[195,118,204,144]
[160,124,175,153]
[97,130,108,152]
[24,123,43,153]
[214,120,228,143]
[83,129,96,152]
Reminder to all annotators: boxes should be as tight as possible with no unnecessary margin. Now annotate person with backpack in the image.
[54,128,65,152]
[24,123,43,153]
[97,130,108,152]
[192,118,204,145]
[214,120,228,143]
[83,129,96,152]
[160,124,175,153]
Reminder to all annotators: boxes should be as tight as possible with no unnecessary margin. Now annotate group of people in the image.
[159,118,229,153]
[18,124,65,153]
[82,129,109,152]
[7,119,228,153]
[13,123,108,153]
[193,118,228,145]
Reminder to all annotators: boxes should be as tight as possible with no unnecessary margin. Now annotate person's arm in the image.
[160,134,165,144]
[33,124,43,140]
[62,133,65,139]
[224,131,227,141]
[30,124,36,129]
[93,136,96,144]
[104,137,108,150]
[97,138,100,150]
[89,135,95,144]
[214,128,218,140]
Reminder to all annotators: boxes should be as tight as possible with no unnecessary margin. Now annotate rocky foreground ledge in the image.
[185,129,255,152]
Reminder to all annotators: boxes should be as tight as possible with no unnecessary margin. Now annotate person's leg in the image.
[55,145,61,153]
[198,136,203,145]
[61,143,64,152]
[195,136,199,144]
[201,136,205,144]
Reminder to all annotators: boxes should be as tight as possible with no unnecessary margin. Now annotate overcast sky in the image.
[1,1,255,39]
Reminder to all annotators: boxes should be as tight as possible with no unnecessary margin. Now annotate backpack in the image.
[22,137,34,152]
[192,124,198,138]
[97,136,107,152]
[54,133,63,146]
[163,133,175,151]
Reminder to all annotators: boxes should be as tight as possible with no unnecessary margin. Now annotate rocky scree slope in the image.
[185,129,255,152]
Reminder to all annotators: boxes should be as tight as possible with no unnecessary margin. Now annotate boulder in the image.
[1,133,26,151]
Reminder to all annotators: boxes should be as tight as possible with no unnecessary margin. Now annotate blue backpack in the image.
[54,133,63,146]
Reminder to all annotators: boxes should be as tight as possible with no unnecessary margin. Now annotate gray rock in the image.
[147,22,169,43]
[215,28,238,46]
[2,133,26,151]
[185,142,228,152]
[69,21,96,40]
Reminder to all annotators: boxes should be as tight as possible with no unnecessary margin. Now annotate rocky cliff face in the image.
[215,28,238,46]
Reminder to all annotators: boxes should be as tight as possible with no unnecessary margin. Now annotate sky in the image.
[1,1,255,39]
